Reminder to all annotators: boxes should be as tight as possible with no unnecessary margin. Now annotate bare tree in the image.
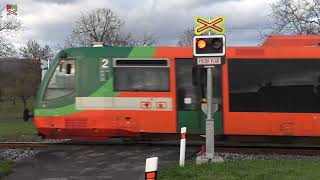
[0,37,16,57]
[65,8,158,48]
[137,33,159,46]
[265,0,320,36]
[65,8,134,47]
[20,40,53,62]
[0,14,21,57]
[0,15,21,34]
[19,40,54,93]
[177,28,194,46]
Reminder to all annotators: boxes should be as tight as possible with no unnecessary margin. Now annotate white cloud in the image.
[3,0,277,48]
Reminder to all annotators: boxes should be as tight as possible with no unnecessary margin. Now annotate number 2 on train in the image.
[101,59,109,69]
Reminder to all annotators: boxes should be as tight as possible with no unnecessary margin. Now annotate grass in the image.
[159,160,320,180]
[0,161,14,178]
[0,121,39,142]
[0,99,40,141]
[0,99,34,118]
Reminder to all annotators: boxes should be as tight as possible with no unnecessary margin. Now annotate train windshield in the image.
[44,60,76,100]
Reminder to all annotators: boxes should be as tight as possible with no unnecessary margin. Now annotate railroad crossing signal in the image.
[193,35,226,58]
[194,16,224,35]
[193,16,226,162]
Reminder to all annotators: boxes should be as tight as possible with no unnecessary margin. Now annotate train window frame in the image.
[43,59,77,101]
[113,58,170,92]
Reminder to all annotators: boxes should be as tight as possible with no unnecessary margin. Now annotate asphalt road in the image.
[5,144,199,180]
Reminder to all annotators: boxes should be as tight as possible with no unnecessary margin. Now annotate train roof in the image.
[262,35,320,47]
[60,35,320,60]
[66,35,320,50]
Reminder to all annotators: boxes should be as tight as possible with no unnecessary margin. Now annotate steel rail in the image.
[1,141,320,156]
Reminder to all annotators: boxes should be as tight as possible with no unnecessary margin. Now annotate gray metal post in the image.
[205,66,214,159]
[205,16,215,159]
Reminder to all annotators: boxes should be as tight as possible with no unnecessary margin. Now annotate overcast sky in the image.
[2,0,277,49]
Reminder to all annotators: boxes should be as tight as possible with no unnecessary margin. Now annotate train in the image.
[33,35,320,141]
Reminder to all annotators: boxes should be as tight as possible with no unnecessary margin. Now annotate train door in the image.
[175,58,204,134]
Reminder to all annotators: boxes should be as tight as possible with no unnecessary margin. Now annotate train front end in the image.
[33,48,132,140]
[33,47,180,140]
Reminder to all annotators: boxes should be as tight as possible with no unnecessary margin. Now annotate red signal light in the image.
[197,39,206,49]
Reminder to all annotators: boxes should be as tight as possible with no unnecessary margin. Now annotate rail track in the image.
[1,141,320,156]
[0,142,58,149]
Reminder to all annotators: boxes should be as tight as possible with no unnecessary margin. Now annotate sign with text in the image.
[197,57,221,65]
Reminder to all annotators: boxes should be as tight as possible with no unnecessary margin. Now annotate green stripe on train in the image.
[34,104,79,116]
[128,47,157,58]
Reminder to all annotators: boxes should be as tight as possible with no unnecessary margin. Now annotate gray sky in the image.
[3,0,276,48]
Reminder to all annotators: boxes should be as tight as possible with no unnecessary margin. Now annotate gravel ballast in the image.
[0,149,39,161]
[218,152,320,161]
[2,148,320,162]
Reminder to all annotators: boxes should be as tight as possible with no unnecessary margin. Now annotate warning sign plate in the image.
[197,57,221,65]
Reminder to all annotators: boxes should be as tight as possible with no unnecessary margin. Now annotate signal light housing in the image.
[193,35,226,57]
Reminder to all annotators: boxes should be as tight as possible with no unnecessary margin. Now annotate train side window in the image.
[229,59,320,113]
[176,59,200,111]
[44,60,76,100]
[59,63,63,72]
[113,59,170,92]
[66,64,72,74]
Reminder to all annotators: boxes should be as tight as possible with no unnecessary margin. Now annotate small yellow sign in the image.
[194,16,224,35]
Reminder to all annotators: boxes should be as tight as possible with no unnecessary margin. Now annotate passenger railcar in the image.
[34,35,320,140]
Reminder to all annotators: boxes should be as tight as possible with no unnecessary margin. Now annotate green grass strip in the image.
[0,161,14,178]
[159,160,320,180]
